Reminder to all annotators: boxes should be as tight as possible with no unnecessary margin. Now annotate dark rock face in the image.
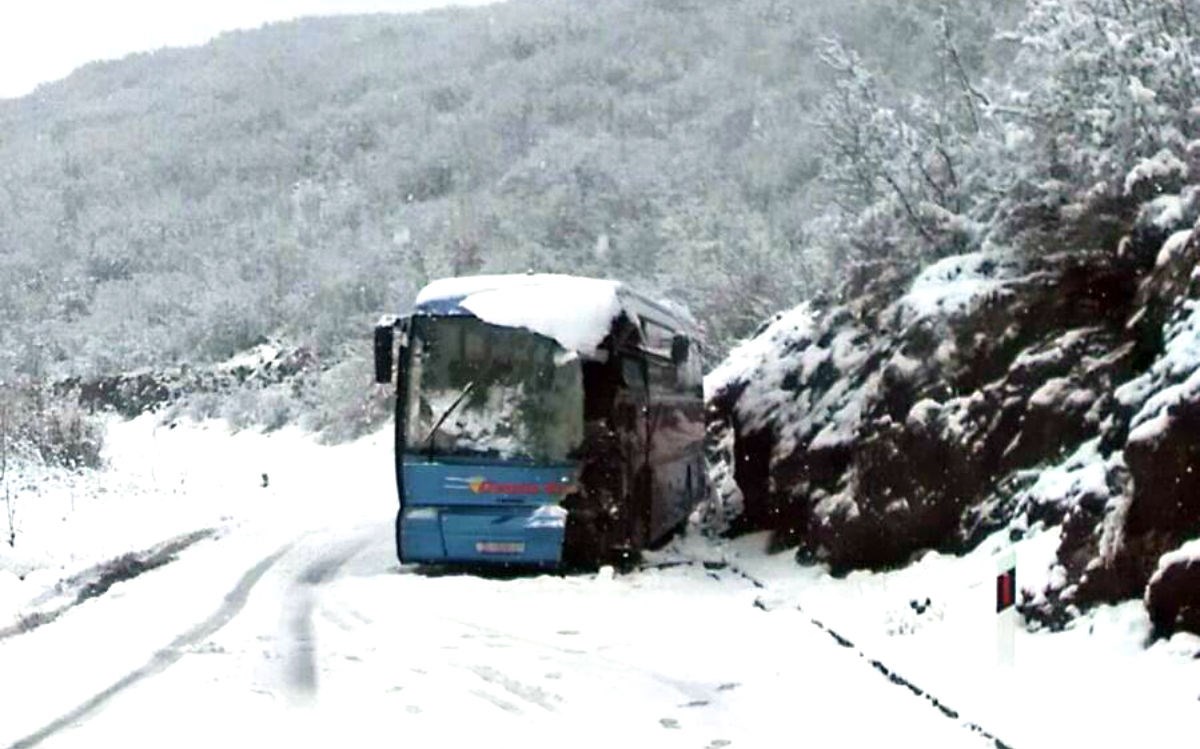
[1063,391,1200,610]
[709,181,1200,635]
[709,247,1141,572]
[71,372,175,418]
[1145,547,1200,638]
[1117,399,1200,586]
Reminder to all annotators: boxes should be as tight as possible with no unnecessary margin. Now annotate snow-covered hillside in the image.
[707,157,1200,642]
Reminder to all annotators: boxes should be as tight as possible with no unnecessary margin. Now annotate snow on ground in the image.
[0,414,384,620]
[38,547,997,749]
[1,415,1196,749]
[1,416,994,749]
[706,528,1200,749]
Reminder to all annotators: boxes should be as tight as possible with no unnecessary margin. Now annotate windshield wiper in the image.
[424,380,475,459]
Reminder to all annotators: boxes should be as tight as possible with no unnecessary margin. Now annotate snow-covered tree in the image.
[1006,0,1200,190]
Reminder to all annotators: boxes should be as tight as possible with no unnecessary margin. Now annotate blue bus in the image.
[374,274,706,568]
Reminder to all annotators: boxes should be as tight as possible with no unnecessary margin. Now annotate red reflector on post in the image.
[996,568,1016,612]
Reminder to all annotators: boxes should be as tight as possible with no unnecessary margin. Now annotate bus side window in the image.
[646,357,675,392]
[621,357,647,390]
[678,340,703,395]
[640,318,675,358]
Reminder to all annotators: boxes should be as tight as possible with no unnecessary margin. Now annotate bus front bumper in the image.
[399,505,566,566]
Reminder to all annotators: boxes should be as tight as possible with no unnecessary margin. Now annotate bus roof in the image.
[412,273,700,358]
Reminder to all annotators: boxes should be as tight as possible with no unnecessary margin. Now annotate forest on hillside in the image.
[0,0,1019,374]
[5,0,1193,451]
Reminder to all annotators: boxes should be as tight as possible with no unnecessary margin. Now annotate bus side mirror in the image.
[671,334,690,366]
[374,324,395,384]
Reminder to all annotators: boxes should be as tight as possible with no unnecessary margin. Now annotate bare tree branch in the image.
[940,12,989,134]
[881,171,937,246]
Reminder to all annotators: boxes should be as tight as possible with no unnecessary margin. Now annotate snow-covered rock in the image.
[1145,539,1200,637]
[707,241,1140,573]
[708,182,1200,636]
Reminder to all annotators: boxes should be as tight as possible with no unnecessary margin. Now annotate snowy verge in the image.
[674,529,1200,749]
[0,528,217,641]
[0,413,393,622]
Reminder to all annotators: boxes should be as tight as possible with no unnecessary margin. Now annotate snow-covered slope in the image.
[707,166,1200,640]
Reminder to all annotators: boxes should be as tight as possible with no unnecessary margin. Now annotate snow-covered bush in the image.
[0,383,104,471]
[220,387,296,433]
[810,0,1200,300]
[811,28,986,298]
[302,353,393,444]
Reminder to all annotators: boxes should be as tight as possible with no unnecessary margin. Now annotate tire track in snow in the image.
[7,543,293,749]
[282,537,372,699]
[466,664,560,712]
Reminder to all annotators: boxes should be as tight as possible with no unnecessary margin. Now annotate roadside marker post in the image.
[995,548,1017,666]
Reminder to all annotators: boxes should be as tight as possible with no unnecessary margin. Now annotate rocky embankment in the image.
[54,341,318,419]
[707,153,1200,637]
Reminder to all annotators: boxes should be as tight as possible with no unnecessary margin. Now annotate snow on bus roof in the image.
[413,274,628,357]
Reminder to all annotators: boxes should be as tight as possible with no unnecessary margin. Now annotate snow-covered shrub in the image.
[303,353,392,444]
[220,387,296,433]
[811,0,1200,293]
[0,383,104,471]
[811,32,985,296]
[1125,149,1189,202]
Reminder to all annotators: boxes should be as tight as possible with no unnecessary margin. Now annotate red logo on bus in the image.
[466,477,573,495]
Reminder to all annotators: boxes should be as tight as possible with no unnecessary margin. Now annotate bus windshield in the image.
[405,316,584,464]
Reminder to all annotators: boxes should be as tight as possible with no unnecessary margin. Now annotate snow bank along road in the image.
[0,420,1007,749]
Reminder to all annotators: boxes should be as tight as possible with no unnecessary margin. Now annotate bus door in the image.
[645,354,678,541]
[640,322,705,544]
[618,353,652,548]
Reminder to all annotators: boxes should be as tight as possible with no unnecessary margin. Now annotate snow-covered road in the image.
[2,418,1194,749]
[0,464,993,749]
[2,519,997,749]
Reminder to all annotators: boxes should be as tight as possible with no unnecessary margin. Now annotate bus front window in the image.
[405,317,584,464]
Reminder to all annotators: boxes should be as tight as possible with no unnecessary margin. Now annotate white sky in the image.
[0,0,502,100]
